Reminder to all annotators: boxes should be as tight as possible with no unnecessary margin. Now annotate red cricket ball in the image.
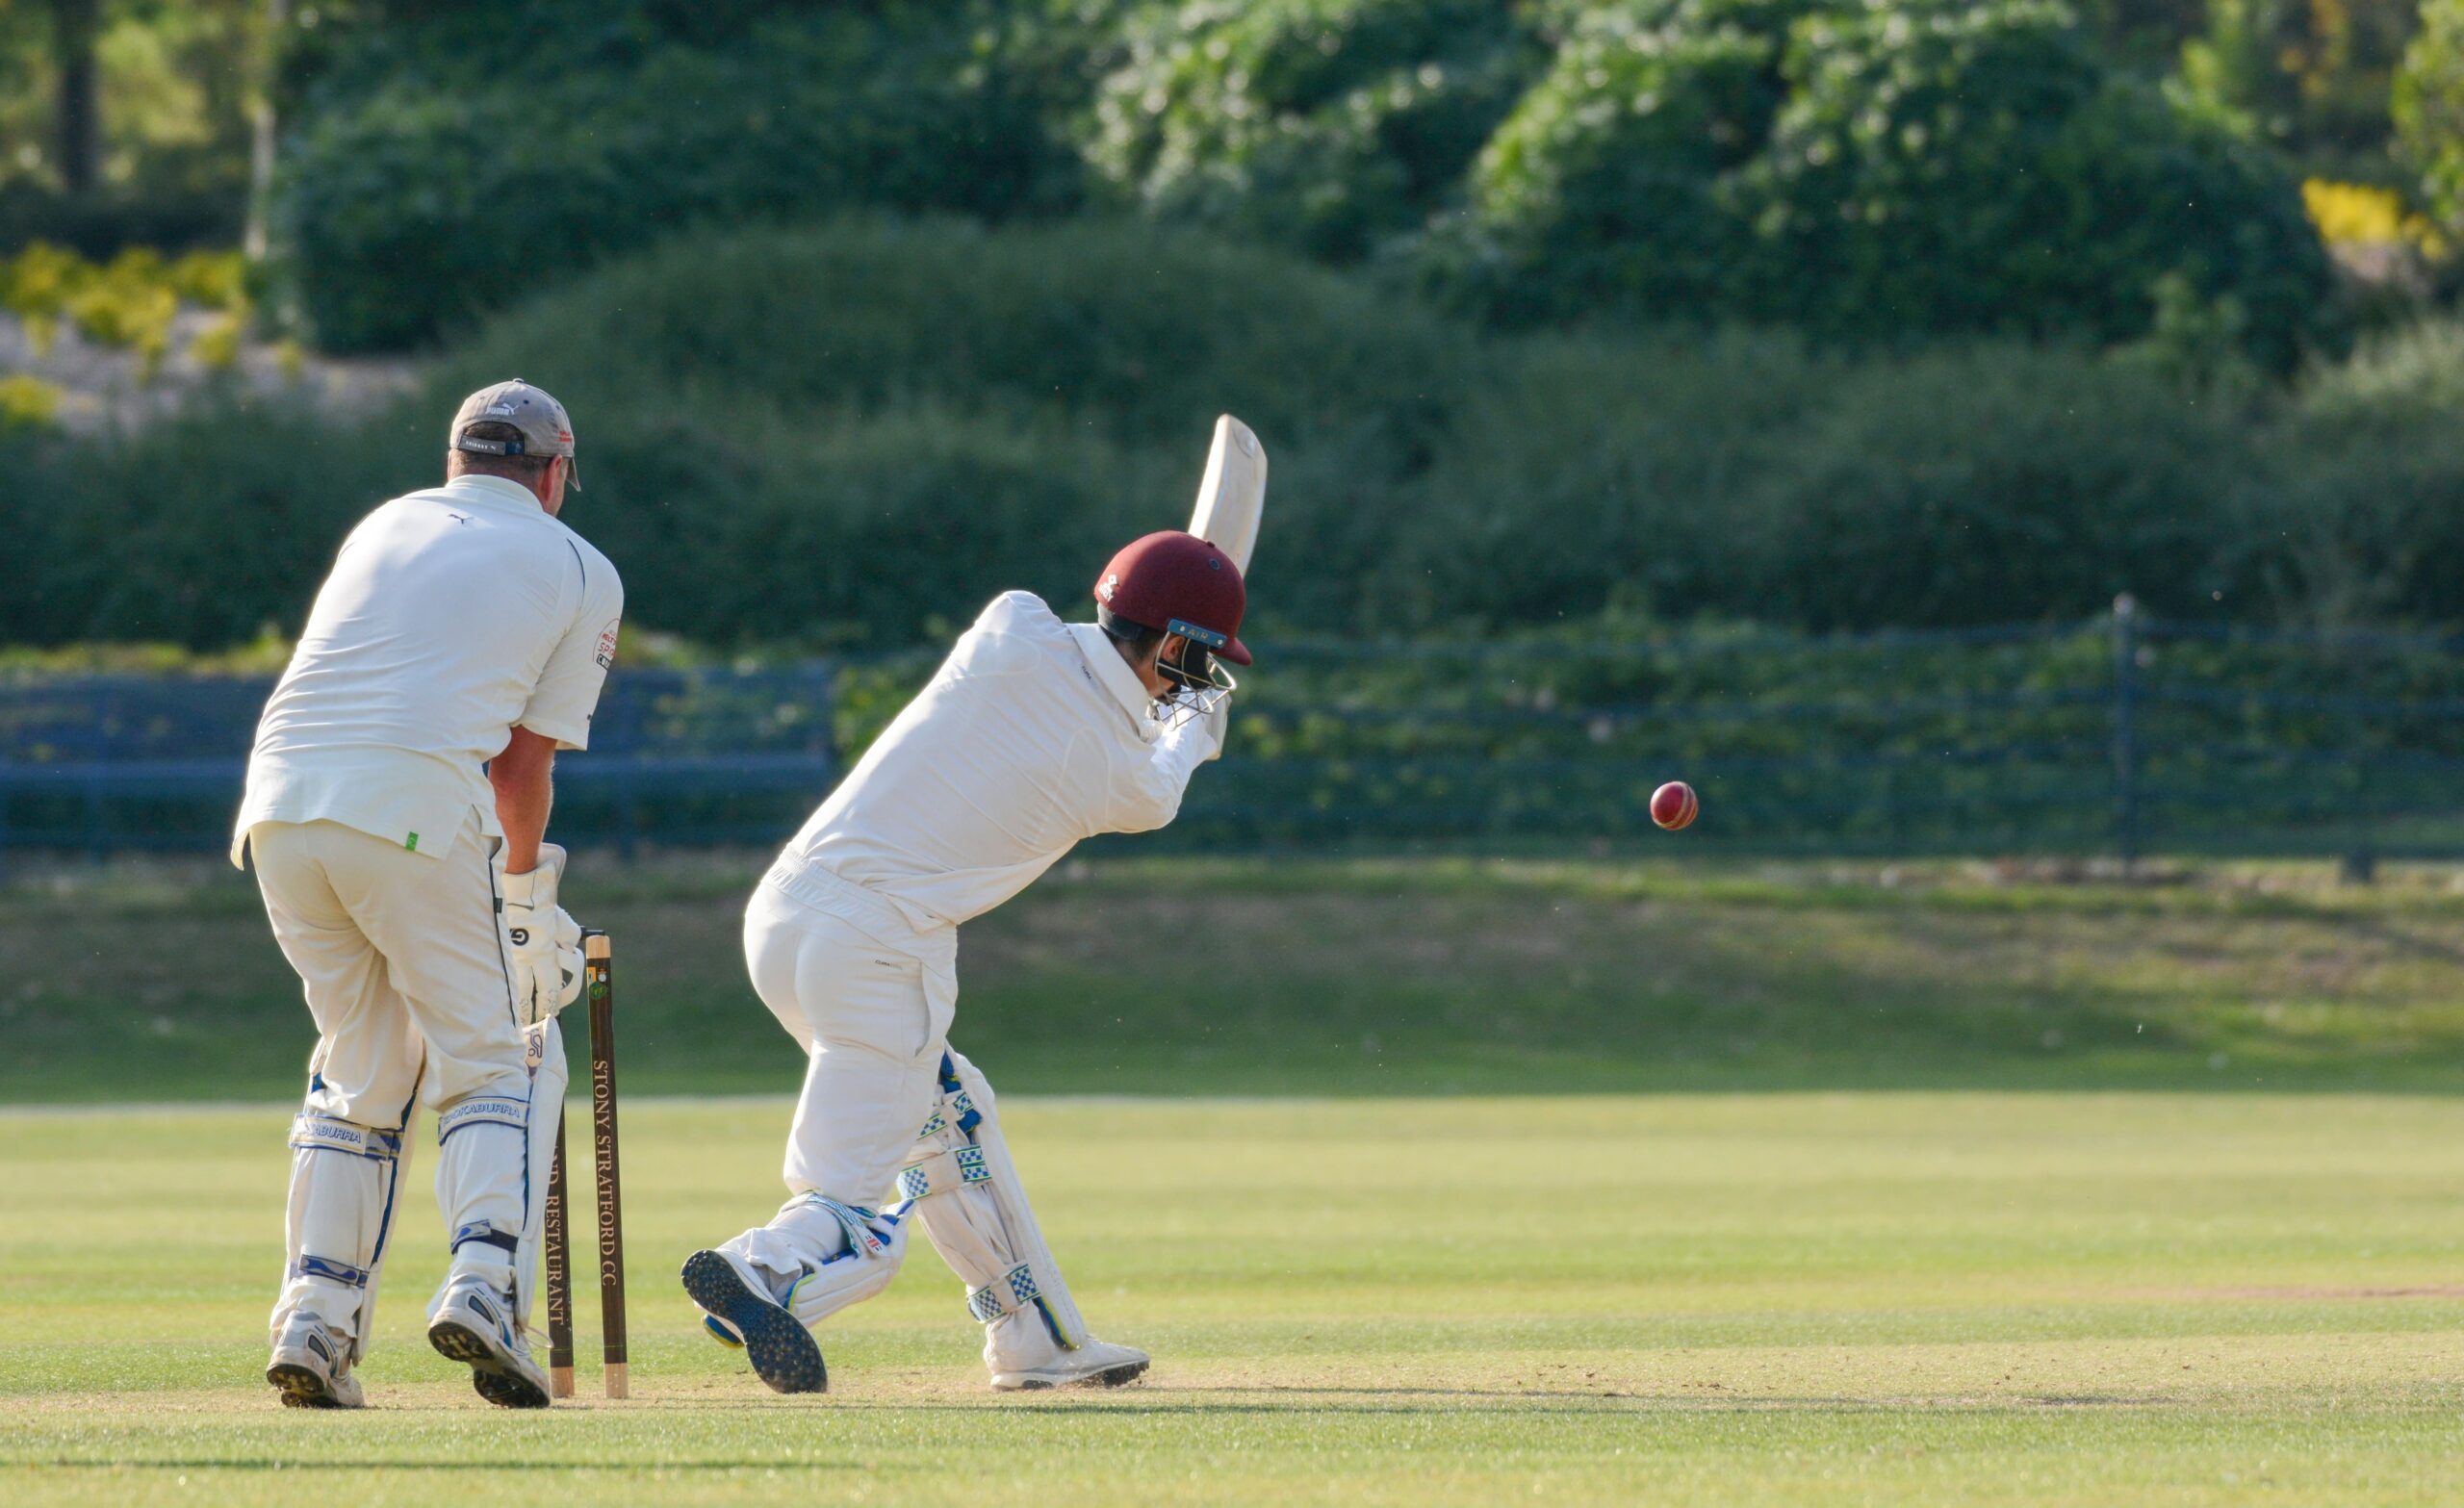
[1651,780,1699,831]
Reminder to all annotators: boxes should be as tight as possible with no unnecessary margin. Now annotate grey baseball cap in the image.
[449,378,580,491]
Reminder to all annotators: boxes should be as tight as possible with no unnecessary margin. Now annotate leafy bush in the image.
[1380,329,1845,626]
[277,6,1080,351]
[9,217,2459,652]
[1736,345,2251,628]
[1451,0,2333,367]
[2220,319,2464,624]
[1086,0,1543,261]
[2399,0,2464,235]
[434,217,1475,466]
[0,402,410,648]
[1440,0,1810,324]
[0,184,244,260]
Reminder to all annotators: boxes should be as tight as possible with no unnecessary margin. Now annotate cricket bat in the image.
[1186,415,1266,574]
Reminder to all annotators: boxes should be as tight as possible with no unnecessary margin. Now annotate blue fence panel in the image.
[14,613,2464,858]
[0,664,841,856]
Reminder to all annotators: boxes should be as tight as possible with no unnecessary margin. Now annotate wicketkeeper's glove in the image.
[500,844,583,1027]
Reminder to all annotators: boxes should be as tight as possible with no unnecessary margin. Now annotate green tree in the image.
[2398,0,2464,233]
[1450,0,2331,368]
[2185,0,2420,176]
[1444,0,1814,323]
[1085,0,1544,262]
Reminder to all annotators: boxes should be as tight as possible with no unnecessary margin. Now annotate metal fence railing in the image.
[13,606,2464,860]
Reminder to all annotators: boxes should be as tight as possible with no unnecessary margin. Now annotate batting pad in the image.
[905,1051,1087,1354]
[513,1019,568,1332]
[275,1110,409,1367]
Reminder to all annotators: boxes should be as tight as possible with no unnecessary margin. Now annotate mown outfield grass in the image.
[2,1094,2461,1506]
[9,853,2464,1101]
[3,856,2459,1502]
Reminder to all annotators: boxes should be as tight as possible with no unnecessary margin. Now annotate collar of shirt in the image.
[439,474,548,516]
[1066,622,1163,742]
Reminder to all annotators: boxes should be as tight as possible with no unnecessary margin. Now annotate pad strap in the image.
[289,1115,401,1162]
[964,1260,1073,1349]
[436,1096,528,1144]
[914,1090,981,1143]
[293,1253,371,1288]
[896,1145,991,1201]
[452,1221,521,1256]
[914,1053,983,1137]
[791,1193,901,1260]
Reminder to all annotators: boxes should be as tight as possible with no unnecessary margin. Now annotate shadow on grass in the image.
[8,856,2464,1102]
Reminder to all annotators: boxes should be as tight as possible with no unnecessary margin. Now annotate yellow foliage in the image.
[167,250,249,313]
[2302,180,2450,257]
[2,243,86,319]
[0,375,64,432]
[67,276,178,353]
[192,313,246,373]
[3,243,253,368]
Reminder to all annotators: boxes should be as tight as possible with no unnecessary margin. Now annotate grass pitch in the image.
[3,1093,2460,1506]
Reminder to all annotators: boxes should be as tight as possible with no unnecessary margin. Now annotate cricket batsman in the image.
[683,528,1250,1393]
[235,380,623,1409]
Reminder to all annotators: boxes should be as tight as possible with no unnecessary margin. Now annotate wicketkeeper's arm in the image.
[492,726,582,1025]
[491,726,558,875]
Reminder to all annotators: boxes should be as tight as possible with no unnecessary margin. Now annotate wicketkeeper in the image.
[683,530,1247,1393]
[236,381,623,1409]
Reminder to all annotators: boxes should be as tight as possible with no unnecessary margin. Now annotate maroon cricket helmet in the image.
[1091,530,1251,666]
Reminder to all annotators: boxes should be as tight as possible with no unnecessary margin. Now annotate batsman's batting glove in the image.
[500,843,570,1028]
[1201,689,1230,762]
[552,905,584,1011]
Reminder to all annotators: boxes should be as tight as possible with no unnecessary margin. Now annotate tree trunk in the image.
[49,0,102,194]
[247,0,290,257]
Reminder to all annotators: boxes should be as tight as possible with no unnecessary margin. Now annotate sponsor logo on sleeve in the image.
[595,621,620,670]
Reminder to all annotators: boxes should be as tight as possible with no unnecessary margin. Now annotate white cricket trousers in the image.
[249,815,533,1315]
[744,867,958,1205]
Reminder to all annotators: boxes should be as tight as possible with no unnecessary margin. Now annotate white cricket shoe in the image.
[266,1311,365,1410]
[427,1271,551,1409]
[990,1337,1150,1392]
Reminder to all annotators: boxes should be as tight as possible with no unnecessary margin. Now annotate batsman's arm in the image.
[1108,712,1222,834]
[490,726,558,875]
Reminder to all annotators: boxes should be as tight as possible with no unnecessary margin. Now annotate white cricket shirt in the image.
[230,474,624,865]
[774,591,1221,932]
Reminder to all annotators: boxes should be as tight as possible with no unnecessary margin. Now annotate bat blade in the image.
[1187,415,1266,574]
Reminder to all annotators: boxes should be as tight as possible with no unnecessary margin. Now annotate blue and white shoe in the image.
[681,1248,827,1393]
[427,1271,551,1409]
[266,1311,365,1409]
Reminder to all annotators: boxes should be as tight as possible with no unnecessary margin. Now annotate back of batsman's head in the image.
[1091,531,1251,667]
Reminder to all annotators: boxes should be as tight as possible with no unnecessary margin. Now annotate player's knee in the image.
[435,1092,529,1146]
[288,1112,403,1163]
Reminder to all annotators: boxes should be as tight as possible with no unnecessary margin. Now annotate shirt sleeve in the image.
[1107,711,1222,834]
[520,546,625,751]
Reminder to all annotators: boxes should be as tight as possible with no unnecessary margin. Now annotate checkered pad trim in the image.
[897,1145,992,1201]
[965,1263,1040,1323]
